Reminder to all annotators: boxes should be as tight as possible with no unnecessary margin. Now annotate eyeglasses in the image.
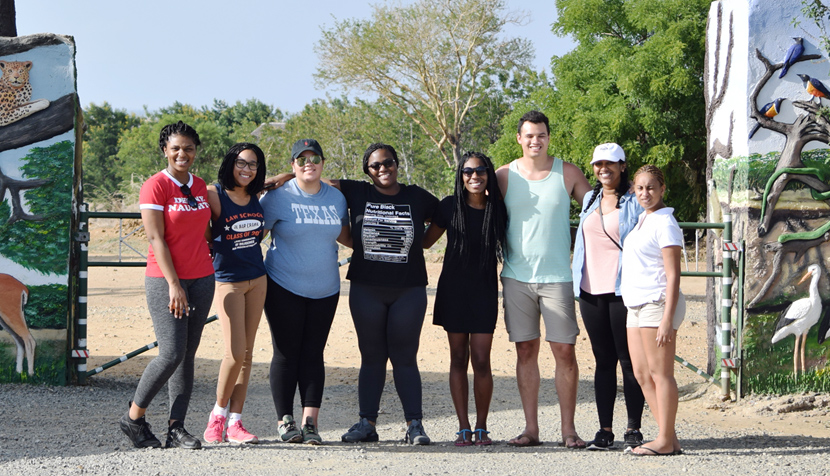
[367,158,396,170]
[462,166,487,177]
[179,184,198,208]
[234,158,258,171]
[294,155,322,166]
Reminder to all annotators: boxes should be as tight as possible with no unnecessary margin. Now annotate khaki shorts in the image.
[501,277,579,344]
[626,292,686,329]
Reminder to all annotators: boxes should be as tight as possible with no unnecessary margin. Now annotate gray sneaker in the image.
[404,419,430,445]
[341,417,379,443]
[278,415,303,443]
[302,416,323,445]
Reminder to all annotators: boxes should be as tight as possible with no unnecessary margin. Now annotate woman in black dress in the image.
[423,151,507,446]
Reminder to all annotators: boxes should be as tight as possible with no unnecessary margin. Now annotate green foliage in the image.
[81,102,140,202]
[0,338,66,385]
[796,0,830,66]
[713,149,830,198]
[491,0,709,223]
[259,96,454,197]
[0,141,73,274]
[742,309,830,393]
[24,285,68,329]
[315,0,533,167]
[115,100,282,202]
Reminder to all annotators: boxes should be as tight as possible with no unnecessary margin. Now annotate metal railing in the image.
[74,208,742,396]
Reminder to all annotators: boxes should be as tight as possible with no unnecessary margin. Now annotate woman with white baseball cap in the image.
[571,143,646,451]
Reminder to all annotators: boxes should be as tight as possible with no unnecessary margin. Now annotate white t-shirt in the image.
[620,207,683,307]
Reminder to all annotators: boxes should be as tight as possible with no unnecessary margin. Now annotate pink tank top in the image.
[580,207,621,294]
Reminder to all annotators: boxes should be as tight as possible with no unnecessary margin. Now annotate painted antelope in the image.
[0,274,36,375]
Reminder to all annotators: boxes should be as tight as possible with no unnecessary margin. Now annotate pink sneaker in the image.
[227,420,258,444]
[203,411,227,444]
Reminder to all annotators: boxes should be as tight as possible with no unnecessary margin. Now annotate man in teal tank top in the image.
[495,111,592,448]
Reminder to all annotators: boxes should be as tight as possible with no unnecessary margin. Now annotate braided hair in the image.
[448,152,507,271]
[159,120,201,154]
[583,165,631,211]
[633,164,665,186]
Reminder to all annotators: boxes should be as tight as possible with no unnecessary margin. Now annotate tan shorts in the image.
[501,277,579,344]
[626,292,686,329]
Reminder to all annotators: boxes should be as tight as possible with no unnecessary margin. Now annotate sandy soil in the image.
[82,240,830,442]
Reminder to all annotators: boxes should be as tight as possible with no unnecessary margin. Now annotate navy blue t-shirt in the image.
[211,185,267,282]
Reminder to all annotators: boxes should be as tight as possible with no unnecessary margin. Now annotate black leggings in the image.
[264,277,338,418]
[349,283,426,422]
[579,290,644,430]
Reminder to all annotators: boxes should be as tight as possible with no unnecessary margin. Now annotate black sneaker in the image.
[587,429,614,450]
[165,421,202,449]
[404,419,430,445]
[623,429,644,449]
[342,417,379,443]
[119,413,162,449]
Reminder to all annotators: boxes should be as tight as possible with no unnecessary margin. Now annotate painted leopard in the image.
[0,60,50,127]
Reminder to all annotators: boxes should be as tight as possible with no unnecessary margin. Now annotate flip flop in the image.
[455,429,473,447]
[507,433,542,447]
[473,428,492,446]
[561,434,586,449]
[632,445,675,456]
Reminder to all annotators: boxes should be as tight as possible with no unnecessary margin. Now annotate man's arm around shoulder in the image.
[562,161,591,202]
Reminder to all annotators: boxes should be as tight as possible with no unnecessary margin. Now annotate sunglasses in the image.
[234,158,258,171]
[294,155,322,166]
[367,158,396,170]
[462,166,487,177]
[179,184,198,208]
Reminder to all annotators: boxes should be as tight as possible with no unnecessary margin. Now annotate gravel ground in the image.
[1,262,829,475]
[1,377,829,476]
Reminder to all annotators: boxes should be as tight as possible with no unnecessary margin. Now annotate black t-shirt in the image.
[339,179,439,287]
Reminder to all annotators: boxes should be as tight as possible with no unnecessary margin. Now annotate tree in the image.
[491,0,709,223]
[0,0,16,37]
[82,102,140,203]
[315,0,533,168]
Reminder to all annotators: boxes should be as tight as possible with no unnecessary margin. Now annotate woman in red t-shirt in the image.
[119,121,215,450]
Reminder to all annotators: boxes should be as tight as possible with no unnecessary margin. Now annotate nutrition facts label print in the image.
[361,202,414,263]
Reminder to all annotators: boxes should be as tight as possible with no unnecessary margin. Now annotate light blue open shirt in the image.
[572,189,643,298]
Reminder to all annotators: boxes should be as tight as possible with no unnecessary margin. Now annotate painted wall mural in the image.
[707,0,830,393]
[0,34,80,385]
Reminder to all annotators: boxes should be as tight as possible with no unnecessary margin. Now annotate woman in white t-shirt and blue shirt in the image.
[620,164,685,457]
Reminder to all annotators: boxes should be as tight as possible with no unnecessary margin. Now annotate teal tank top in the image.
[501,158,573,283]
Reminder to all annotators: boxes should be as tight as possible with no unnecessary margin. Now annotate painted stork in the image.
[771,264,822,375]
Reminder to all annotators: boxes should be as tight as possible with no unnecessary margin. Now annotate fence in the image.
[72,208,743,398]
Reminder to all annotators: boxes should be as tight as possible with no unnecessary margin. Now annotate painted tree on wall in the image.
[0,141,72,275]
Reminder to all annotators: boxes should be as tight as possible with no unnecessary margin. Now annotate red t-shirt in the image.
[139,170,214,279]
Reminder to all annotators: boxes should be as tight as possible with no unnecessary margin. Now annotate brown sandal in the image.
[561,434,586,449]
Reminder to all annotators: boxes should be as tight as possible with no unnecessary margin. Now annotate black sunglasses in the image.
[180,184,198,208]
[295,155,322,167]
[462,166,487,177]
[367,158,396,170]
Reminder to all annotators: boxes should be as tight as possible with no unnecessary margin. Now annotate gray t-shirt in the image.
[261,179,348,299]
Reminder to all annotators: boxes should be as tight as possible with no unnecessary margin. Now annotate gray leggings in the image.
[132,275,215,422]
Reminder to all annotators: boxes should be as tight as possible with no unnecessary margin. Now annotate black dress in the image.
[432,197,498,334]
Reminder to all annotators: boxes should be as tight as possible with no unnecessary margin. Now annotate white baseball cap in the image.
[591,143,625,164]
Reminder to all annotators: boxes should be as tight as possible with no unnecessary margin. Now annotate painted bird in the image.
[779,37,804,78]
[771,264,822,375]
[797,74,830,104]
[749,98,784,139]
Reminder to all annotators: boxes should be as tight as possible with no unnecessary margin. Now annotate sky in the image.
[15,0,575,116]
